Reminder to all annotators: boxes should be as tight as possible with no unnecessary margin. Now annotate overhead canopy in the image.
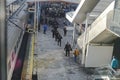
[72,0,100,24]
[66,0,100,24]
[66,0,113,24]
[85,0,113,24]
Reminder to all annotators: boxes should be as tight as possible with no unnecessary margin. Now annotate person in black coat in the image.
[64,42,72,56]
[53,25,58,31]
[57,34,62,47]
[63,27,67,36]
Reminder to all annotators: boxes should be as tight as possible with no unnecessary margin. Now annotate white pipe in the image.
[73,23,76,44]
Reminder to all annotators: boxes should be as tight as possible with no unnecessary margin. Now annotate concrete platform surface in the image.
[34,26,90,80]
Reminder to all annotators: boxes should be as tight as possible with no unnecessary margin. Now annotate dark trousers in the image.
[44,30,46,34]
[52,33,54,38]
[64,32,66,36]
[55,36,57,41]
[66,50,70,56]
[74,55,77,62]
[58,40,61,46]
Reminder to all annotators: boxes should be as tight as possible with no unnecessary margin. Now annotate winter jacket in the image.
[64,44,72,51]
[43,24,48,31]
[58,34,62,41]
[73,49,79,56]
[111,58,119,69]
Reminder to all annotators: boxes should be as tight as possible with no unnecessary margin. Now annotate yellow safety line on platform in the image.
[29,0,37,79]
[22,0,37,79]
[29,34,35,80]
[21,33,35,80]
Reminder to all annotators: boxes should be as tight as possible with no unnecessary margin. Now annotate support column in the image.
[73,23,76,45]
[81,13,89,65]
[0,0,7,80]
[37,2,39,32]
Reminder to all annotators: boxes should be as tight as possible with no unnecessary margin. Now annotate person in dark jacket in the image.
[53,25,58,31]
[64,42,72,56]
[63,27,67,36]
[57,34,62,47]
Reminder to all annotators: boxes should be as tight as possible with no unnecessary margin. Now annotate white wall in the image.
[85,45,113,67]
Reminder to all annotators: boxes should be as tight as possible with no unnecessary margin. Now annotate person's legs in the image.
[66,50,69,56]
[64,32,65,36]
[68,51,70,56]
[44,30,45,34]
[45,30,46,34]
[52,33,54,38]
[60,40,61,47]
[65,31,66,36]
[57,40,59,45]
[74,56,77,62]
[55,36,57,41]
[65,50,68,56]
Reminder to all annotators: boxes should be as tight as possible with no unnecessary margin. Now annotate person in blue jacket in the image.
[111,56,119,70]
[43,24,48,34]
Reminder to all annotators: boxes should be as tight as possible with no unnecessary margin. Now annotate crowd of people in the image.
[39,2,80,63]
[39,1,120,72]
[51,26,62,47]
